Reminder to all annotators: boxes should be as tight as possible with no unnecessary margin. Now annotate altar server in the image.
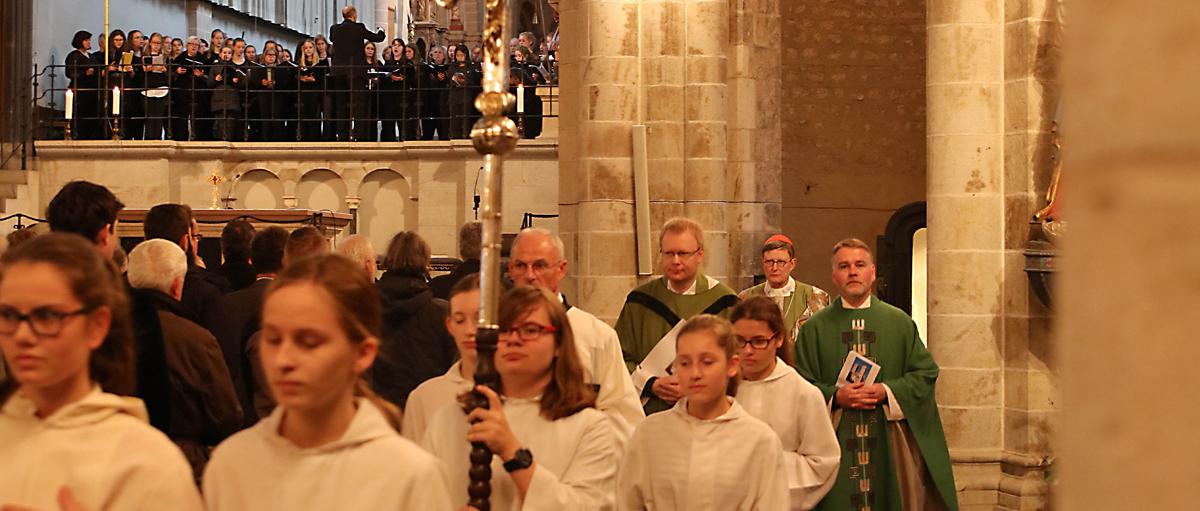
[402,273,481,442]
[423,286,619,510]
[202,254,452,511]
[618,314,788,511]
[0,234,202,511]
[731,296,841,510]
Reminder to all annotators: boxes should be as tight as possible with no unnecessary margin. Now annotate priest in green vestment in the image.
[738,234,832,347]
[616,217,738,415]
[795,238,958,511]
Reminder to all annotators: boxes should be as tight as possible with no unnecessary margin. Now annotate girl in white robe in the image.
[423,286,619,510]
[0,234,203,511]
[203,254,452,511]
[618,314,789,511]
[731,296,841,510]
[402,274,480,442]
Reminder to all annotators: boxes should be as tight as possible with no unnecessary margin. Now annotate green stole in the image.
[738,280,821,337]
[615,274,738,415]
[794,297,959,511]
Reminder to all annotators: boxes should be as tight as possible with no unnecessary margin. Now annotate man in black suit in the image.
[219,226,288,426]
[430,221,482,300]
[329,5,385,140]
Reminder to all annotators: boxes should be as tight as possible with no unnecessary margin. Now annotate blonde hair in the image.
[831,237,873,264]
[676,314,739,396]
[659,217,705,249]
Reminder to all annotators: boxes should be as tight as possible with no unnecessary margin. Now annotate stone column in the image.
[925,1,1006,506]
[1058,3,1200,509]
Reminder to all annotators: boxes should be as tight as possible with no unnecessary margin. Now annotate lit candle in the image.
[64,89,74,120]
[517,83,525,114]
[112,86,121,115]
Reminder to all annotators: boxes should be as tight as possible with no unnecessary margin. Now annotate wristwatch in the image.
[503,448,534,473]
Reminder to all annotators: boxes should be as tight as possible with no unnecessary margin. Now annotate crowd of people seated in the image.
[62,23,555,142]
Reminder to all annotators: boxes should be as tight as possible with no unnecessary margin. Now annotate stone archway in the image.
[233,169,286,209]
[357,168,417,254]
[296,168,348,212]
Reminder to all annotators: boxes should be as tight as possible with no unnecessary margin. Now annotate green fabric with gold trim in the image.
[615,274,737,415]
[738,279,831,338]
[795,296,959,511]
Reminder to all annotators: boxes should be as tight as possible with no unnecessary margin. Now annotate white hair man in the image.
[337,234,378,278]
[126,239,243,474]
[507,227,645,440]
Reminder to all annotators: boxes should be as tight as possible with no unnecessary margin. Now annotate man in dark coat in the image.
[127,239,242,481]
[217,219,257,291]
[430,221,481,300]
[329,5,385,140]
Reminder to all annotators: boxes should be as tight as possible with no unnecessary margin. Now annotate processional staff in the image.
[430,0,521,509]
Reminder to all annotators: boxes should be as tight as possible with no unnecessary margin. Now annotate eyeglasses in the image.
[503,321,557,341]
[660,249,700,260]
[762,259,792,268]
[0,306,95,337]
[510,259,561,275]
[735,334,777,350]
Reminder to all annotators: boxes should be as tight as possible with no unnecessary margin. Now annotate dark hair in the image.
[449,272,481,299]
[221,219,255,262]
[142,204,192,247]
[107,29,126,55]
[71,30,92,50]
[250,226,288,275]
[383,231,430,278]
[124,30,143,53]
[677,314,739,396]
[284,226,328,265]
[0,234,135,404]
[404,43,423,64]
[458,222,482,260]
[762,240,795,259]
[211,28,224,38]
[45,181,124,242]
[265,254,400,429]
[498,286,596,420]
[730,296,792,366]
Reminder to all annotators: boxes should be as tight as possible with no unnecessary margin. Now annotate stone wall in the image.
[780,0,928,292]
[22,140,559,258]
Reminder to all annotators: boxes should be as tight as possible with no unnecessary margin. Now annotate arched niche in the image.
[357,169,416,253]
[296,169,348,212]
[232,169,285,209]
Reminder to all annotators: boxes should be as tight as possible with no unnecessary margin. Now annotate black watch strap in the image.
[503,448,534,473]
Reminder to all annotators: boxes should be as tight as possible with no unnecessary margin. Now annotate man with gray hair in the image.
[507,227,644,441]
[127,239,242,479]
[337,234,378,278]
[430,221,481,299]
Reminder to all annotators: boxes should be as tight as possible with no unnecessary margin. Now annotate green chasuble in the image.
[615,274,738,415]
[794,296,958,511]
[738,279,831,339]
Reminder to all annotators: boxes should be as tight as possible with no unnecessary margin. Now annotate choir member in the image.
[295,39,327,142]
[447,45,480,139]
[400,44,423,140]
[378,41,406,142]
[249,47,288,141]
[422,286,619,510]
[139,33,171,140]
[0,234,203,510]
[122,30,147,139]
[207,45,243,141]
[171,36,207,141]
[202,254,453,510]
[618,314,789,511]
[66,30,100,139]
[422,46,450,140]
[315,34,335,141]
[731,297,841,510]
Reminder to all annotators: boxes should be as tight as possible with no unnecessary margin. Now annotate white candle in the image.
[517,83,525,114]
[64,89,74,120]
[112,86,120,115]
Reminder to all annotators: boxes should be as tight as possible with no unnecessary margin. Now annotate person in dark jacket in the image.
[295,38,327,142]
[207,45,243,141]
[446,45,481,139]
[139,33,171,140]
[217,219,256,291]
[220,226,288,427]
[66,30,100,139]
[142,204,231,340]
[422,45,450,140]
[127,239,242,481]
[429,221,481,300]
[328,5,385,141]
[372,231,456,409]
[171,36,207,141]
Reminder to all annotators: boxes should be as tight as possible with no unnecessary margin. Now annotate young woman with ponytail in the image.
[202,253,452,510]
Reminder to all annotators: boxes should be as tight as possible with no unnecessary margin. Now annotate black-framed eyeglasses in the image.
[0,306,95,337]
[503,321,558,341]
[735,334,777,350]
[762,258,792,268]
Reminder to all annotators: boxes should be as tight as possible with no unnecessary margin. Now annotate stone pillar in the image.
[925,1,1006,506]
[560,0,782,320]
[1058,3,1200,509]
